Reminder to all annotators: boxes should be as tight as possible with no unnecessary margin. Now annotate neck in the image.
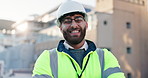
[67,39,85,49]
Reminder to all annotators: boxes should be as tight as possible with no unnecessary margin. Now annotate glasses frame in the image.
[61,16,85,26]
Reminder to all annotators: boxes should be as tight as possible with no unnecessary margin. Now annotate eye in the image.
[63,19,72,24]
[75,17,84,23]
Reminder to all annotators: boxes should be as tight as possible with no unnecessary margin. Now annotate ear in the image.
[59,26,63,33]
[85,22,88,29]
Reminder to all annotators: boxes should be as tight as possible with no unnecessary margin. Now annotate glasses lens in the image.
[74,17,84,23]
[62,16,84,26]
[63,18,72,25]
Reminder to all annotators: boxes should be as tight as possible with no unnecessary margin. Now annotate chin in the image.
[66,37,84,45]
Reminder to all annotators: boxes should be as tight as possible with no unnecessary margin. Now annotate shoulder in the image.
[96,48,117,60]
[100,48,120,67]
[95,48,110,53]
[101,48,116,58]
[37,48,57,60]
[35,50,50,64]
[33,50,53,76]
[97,48,114,55]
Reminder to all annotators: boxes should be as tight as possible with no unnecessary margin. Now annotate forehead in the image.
[59,12,85,23]
[64,14,83,18]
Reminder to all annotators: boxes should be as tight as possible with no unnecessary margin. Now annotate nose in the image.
[70,20,78,27]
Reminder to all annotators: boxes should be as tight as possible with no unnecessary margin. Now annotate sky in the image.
[0,0,96,21]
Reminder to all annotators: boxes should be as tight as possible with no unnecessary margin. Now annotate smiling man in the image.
[32,0,125,78]
[60,12,87,48]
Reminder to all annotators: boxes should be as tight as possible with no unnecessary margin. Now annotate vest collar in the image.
[57,40,96,54]
[63,41,88,51]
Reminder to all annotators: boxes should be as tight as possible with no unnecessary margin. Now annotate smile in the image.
[69,30,80,36]
[71,30,79,33]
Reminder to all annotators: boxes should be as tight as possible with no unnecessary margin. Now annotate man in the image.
[32,0,125,78]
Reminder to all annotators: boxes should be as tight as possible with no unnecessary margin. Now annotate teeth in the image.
[71,30,79,33]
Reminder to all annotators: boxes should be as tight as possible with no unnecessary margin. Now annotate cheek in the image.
[61,23,69,28]
[60,26,68,32]
[80,22,87,29]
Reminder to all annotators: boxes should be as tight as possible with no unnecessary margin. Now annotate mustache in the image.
[68,28,81,31]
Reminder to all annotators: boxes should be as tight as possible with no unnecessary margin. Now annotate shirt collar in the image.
[63,41,88,51]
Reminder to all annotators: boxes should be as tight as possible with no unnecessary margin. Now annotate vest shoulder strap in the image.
[49,48,58,78]
[96,48,105,78]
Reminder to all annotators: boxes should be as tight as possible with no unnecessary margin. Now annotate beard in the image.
[63,27,86,45]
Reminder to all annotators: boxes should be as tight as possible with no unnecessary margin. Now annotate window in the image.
[127,47,132,54]
[142,1,145,5]
[103,20,107,25]
[4,45,12,48]
[127,73,132,78]
[126,22,131,29]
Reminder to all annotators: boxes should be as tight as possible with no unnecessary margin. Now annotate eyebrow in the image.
[64,16,83,19]
[60,15,83,23]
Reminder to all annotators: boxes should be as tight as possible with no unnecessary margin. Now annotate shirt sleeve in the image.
[32,50,53,78]
[103,49,125,78]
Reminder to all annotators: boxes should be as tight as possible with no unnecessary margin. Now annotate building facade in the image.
[95,0,148,78]
[0,19,15,51]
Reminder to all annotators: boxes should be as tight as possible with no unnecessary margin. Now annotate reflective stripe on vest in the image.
[96,49,122,78]
[103,67,122,78]
[50,49,58,78]
[49,48,122,78]
[96,48,104,78]
[33,74,52,78]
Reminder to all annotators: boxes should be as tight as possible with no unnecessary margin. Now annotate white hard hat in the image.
[56,0,88,26]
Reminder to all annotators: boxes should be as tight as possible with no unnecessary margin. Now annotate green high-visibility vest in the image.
[32,48,125,78]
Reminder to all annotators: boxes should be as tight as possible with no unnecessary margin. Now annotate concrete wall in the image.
[95,0,113,13]
[96,12,113,48]
[113,0,148,78]
[0,61,4,76]
[34,38,62,60]
[85,13,98,43]
[113,2,141,78]
[95,0,148,78]
[0,44,35,71]
[139,0,148,77]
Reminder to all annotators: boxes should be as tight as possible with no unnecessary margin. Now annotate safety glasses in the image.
[61,16,84,26]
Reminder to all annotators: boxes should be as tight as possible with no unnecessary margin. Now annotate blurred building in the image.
[0,19,34,77]
[95,0,148,78]
[0,19,15,52]
[0,61,4,77]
